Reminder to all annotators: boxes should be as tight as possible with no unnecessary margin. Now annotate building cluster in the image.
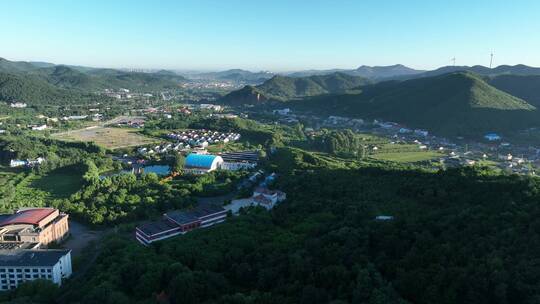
[61,114,103,122]
[103,88,133,99]
[113,117,146,128]
[0,208,72,290]
[135,205,227,245]
[167,129,241,148]
[10,157,45,168]
[184,103,223,112]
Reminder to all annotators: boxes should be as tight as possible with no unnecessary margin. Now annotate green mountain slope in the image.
[31,65,101,91]
[220,72,370,105]
[0,72,106,106]
[0,58,188,92]
[296,72,539,136]
[0,57,44,73]
[488,74,540,107]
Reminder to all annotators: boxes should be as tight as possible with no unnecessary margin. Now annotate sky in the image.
[1,0,539,72]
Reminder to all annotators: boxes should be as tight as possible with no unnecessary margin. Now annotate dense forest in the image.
[3,147,539,303]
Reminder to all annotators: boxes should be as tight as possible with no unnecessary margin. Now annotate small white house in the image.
[484,133,501,141]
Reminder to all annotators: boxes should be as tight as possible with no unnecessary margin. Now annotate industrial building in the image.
[135,205,227,245]
[183,153,224,174]
[0,208,69,247]
[0,249,72,290]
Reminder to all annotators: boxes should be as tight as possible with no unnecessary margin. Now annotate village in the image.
[269,107,540,175]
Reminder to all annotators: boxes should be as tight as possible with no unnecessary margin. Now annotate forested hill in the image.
[0,72,110,106]
[219,72,370,105]
[294,72,540,136]
[0,57,188,93]
[488,74,540,107]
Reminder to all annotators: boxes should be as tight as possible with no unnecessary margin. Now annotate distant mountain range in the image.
[220,68,540,137]
[286,64,425,79]
[0,57,191,106]
[4,55,540,137]
[183,69,275,84]
[219,73,370,105]
[0,58,188,95]
[407,64,540,80]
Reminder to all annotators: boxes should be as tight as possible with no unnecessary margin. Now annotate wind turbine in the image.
[451,57,456,66]
[489,52,494,69]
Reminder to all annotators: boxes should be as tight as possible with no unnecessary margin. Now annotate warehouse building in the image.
[136,205,227,245]
[219,151,259,171]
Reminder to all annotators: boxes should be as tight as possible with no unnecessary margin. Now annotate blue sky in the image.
[1,0,539,71]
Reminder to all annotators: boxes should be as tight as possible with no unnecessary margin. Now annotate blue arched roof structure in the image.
[185,154,222,169]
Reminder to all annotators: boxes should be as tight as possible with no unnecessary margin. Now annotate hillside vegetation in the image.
[0,72,109,106]
[0,58,188,94]
[220,72,369,104]
[488,74,540,107]
[295,72,539,136]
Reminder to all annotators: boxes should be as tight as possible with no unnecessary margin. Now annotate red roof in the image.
[0,208,56,227]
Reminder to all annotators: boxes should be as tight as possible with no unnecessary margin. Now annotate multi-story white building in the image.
[0,249,72,290]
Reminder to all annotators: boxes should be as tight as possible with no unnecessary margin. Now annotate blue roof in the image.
[185,154,220,169]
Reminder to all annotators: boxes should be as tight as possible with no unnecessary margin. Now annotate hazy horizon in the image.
[2,0,540,71]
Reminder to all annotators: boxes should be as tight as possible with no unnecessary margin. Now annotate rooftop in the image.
[137,218,179,236]
[0,208,56,227]
[0,249,71,267]
[165,205,226,225]
[185,154,222,169]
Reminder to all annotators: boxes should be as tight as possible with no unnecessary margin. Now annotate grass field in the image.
[30,167,84,198]
[53,126,157,149]
[371,151,442,163]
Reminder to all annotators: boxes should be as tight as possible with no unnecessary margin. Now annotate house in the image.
[499,153,513,161]
[399,128,412,134]
[26,157,45,167]
[9,160,26,168]
[9,102,27,108]
[183,154,224,174]
[228,186,286,213]
[273,108,291,116]
[0,249,72,290]
[484,133,501,141]
[375,216,394,221]
[62,115,88,121]
[414,129,429,137]
[30,125,47,131]
[253,187,286,202]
